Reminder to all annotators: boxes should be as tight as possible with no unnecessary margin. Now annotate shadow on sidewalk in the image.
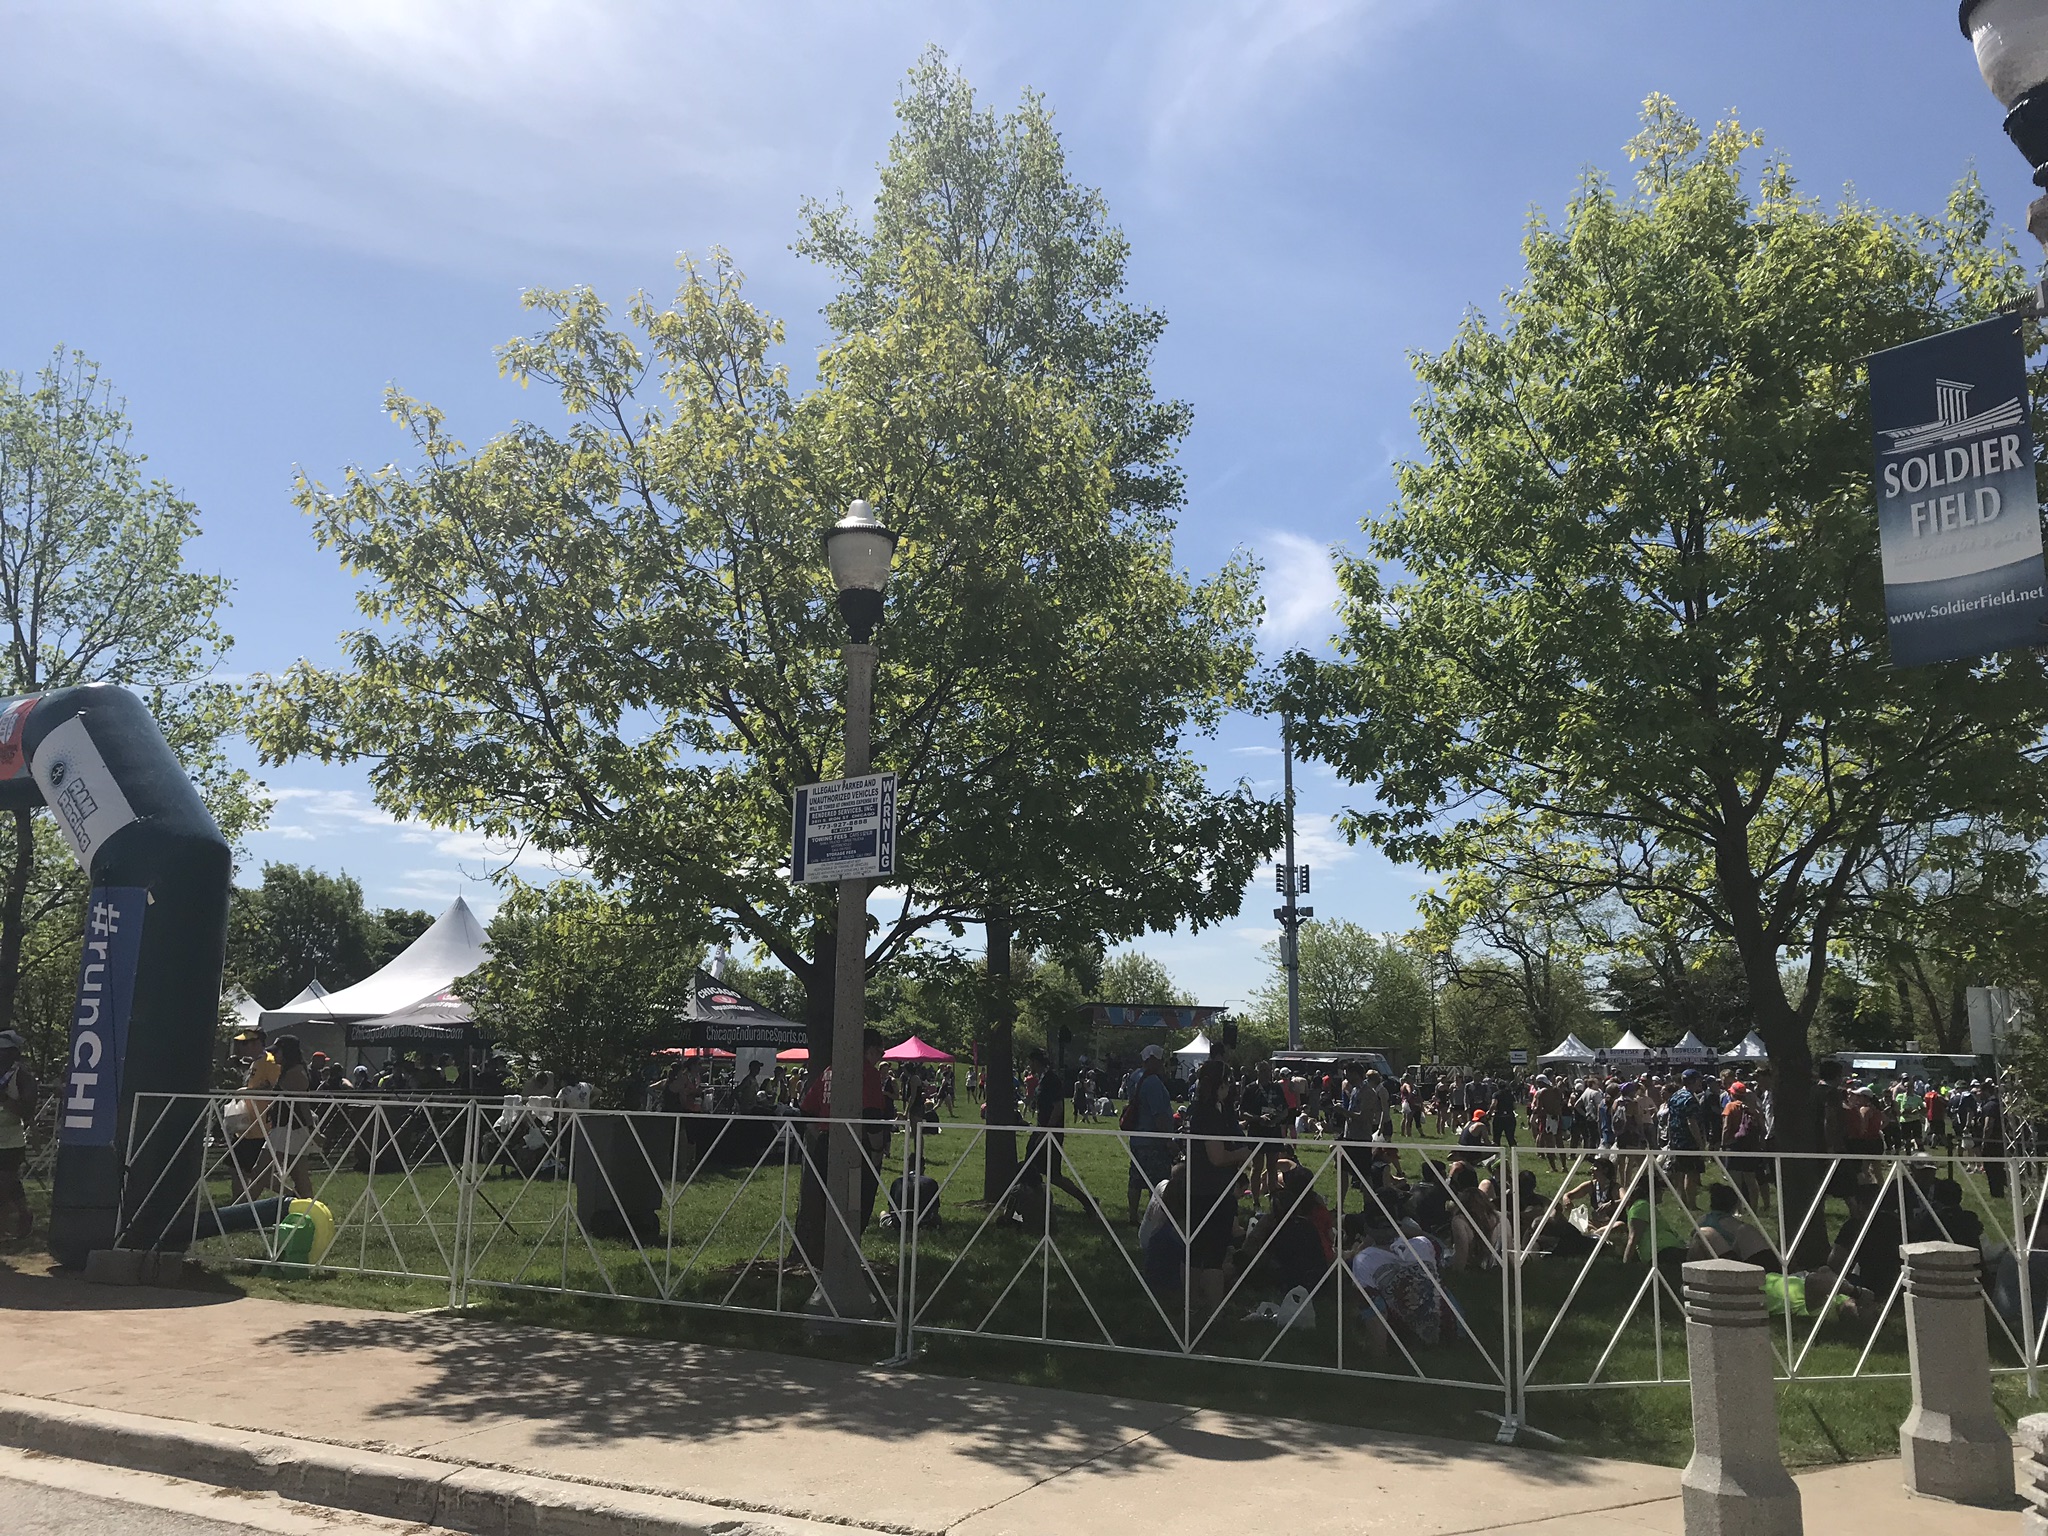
[269,1312,1600,1486]
[0,1260,243,1312]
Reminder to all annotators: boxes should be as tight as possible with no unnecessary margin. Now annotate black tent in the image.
[344,988,493,1048]
[686,971,806,1049]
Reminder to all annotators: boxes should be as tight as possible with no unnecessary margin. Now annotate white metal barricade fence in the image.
[109,1094,2048,1437]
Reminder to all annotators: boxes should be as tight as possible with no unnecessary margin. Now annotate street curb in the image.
[0,1392,859,1536]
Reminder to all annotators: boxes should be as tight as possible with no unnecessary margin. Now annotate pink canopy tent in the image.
[775,1047,810,1062]
[883,1035,954,1063]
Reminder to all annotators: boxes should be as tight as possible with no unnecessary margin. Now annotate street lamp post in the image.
[820,499,898,1318]
[1963,0,2048,282]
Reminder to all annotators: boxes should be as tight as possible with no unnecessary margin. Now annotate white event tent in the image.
[1173,1031,1214,1066]
[1723,1031,1769,1063]
[1671,1031,1716,1063]
[258,896,489,1061]
[1605,1030,1652,1060]
[1539,1033,1598,1065]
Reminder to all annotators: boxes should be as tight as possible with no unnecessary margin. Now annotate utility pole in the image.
[1274,714,1310,1051]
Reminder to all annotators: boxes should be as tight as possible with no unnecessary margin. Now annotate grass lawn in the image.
[15,1098,2047,1469]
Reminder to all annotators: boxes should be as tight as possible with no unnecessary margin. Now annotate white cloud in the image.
[7,0,866,272]
[258,786,401,839]
[251,784,580,892]
[1257,530,1344,647]
[1143,0,1417,159]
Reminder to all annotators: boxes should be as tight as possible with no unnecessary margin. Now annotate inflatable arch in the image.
[0,684,231,1267]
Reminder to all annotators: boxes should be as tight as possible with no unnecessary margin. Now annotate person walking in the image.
[266,1034,317,1201]
[1123,1045,1175,1225]
[1491,1077,1518,1148]
[0,1031,37,1240]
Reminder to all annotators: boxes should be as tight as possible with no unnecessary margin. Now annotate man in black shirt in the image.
[1024,1047,1101,1218]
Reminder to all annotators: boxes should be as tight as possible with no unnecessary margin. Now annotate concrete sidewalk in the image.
[0,1265,2020,1536]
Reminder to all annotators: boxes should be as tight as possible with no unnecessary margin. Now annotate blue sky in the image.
[0,1,2023,1010]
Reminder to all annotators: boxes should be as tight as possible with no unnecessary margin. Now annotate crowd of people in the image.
[983,1047,2033,1355]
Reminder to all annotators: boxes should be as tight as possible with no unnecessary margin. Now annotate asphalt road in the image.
[0,1452,422,1536]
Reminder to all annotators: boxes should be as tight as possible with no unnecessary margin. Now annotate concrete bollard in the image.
[1899,1240,2013,1506]
[1681,1259,1802,1536]
[2018,1414,2048,1536]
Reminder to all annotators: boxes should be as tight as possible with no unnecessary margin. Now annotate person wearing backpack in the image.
[0,1030,37,1240]
[1123,1045,1175,1225]
[1720,1080,1768,1212]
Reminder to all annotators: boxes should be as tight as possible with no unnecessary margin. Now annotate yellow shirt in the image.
[239,1053,279,1139]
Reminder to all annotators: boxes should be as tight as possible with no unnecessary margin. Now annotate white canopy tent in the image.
[1173,1031,1213,1064]
[1724,1031,1769,1062]
[1539,1033,1598,1065]
[259,897,489,1060]
[1670,1031,1716,1062]
[270,978,335,1019]
[1606,1030,1652,1059]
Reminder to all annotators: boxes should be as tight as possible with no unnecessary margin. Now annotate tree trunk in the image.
[1941,980,1969,1056]
[981,899,1020,1203]
[0,807,35,1033]
[803,917,834,1066]
[791,918,832,1273]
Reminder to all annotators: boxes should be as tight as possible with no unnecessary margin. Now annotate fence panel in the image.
[1508,1144,2048,1411]
[122,1092,474,1285]
[102,1093,2048,1426]
[903,1120,1513,1414]
[457,1103,901,1336]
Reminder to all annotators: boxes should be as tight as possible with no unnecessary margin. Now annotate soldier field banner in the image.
[1870,314,2048,667]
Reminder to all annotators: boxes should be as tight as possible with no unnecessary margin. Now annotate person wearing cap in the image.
[1663,1069,1707,1212]
[227,1028,279,1201]
[1123,1044,1174,1225]
[0,1029,36,1239]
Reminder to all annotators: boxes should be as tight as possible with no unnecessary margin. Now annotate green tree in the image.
[1281,100,2048,1152]
[1437,960,1540,1070]
[0,350,263,1057]
[225,863,384,1008]
[1422,867,1597,1050]
[1096,950,1192,1008]
[1602,941,1751,1049]
[372,906,435,969]
[459,881,709,1100]
[1246,920,1429,1060]
[249,59,1274,1142]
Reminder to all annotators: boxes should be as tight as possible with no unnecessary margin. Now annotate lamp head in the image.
[824,499,899,643]
[1965,0,2048,185]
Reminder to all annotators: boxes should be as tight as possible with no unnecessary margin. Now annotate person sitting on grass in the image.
[1687,1181,1779,1269]
[1563,1155,1628,1233]
[1139,1164,1189,1298]
[1346,1218,1403,1357]
[1907,1176,1983,1253]
[1410,1159,1456,1243]
[1825,1177,1909,1303]
[1253,1162,1336,1295]
[1453,1109,1492,1162]
[1621,1180,1682,1267]
[1446,1161,1499,1272]
[1188,1058,1253,1317]
[1348,1215,1445,1354]
[1766,1266,1876,1325]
